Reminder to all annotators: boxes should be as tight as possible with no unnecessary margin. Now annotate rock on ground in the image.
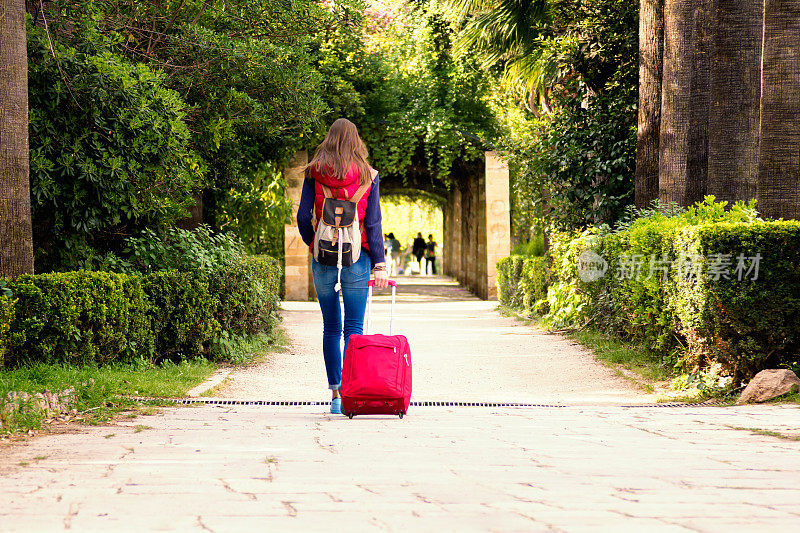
[737,369,800,404]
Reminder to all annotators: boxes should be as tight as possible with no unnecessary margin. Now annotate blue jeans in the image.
[312,252,370,390]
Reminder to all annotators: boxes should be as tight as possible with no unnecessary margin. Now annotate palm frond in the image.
[505,36,574,93]
[440,0,501,21]
[453,0,550,59]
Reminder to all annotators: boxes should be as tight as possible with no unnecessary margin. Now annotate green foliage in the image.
[361,3,500,194]
[216,162,293,259]
[520,256,550,315]
[141,272,219,363]
[28,0,362,266]
[497,256,523,308]
[27,22,203,272]
[502,85,636,232]
[109,227,283,361]
[5,272,154,367]
[0,296,15,366]
[674,221,800,380]
[1,251,281,367]
[208,255,282,341]
[510,233,545,256]
[582,198,759,356]
[488,0,639,233]
[114,226,246,276]
[496,255,549,316]
[500,198,795,379]
[112,226,281,342]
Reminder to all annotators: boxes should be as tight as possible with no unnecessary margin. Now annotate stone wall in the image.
[483,152,511,299]
[283,151,313,301]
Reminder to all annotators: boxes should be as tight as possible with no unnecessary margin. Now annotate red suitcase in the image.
[341,280,412,419]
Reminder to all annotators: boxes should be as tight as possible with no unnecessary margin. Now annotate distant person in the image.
[425,234,437,275]
[412,232,426,272]
[387,232,402,275]
[296,118,389,415]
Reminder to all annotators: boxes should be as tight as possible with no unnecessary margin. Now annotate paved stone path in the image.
[219,276,647,404]
[2,277,800,532]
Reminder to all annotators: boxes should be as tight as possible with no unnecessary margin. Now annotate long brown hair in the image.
[305,118,371,185]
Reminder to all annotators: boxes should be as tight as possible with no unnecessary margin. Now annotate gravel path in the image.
[218,276,648,404]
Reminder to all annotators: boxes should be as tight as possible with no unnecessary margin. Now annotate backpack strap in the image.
[321,184,351,200]
[350,180,372,204]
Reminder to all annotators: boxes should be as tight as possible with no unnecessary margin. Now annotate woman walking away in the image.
[296,118,390,414]
[425,234,438,275]
[412,232,426,273]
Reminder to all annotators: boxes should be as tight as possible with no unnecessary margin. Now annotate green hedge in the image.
[1,255,282,367]
[208,255,281,337]
[497,255,550,317]
[520,257,550,316]
[497,200,800,379]
[675,221,800,380]
[0,295,15,366]
[142,271,219,363]
[6,271,153,366]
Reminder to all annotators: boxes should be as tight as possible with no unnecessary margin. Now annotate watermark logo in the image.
[577,250,608,282]
[575,251,763,283]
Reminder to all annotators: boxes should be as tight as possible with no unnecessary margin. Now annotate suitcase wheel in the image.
[398,412,404,419]
[347,412,354,419]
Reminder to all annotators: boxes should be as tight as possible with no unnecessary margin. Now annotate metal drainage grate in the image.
[619,399,727,408]
[129,397,724,408]
[130,397,566,408]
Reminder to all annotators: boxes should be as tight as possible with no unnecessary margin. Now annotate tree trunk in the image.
[687,0,711,203]
[659,0,710,207]
[757,0,800,219]
[0,0,35,277]
[635,0,664,209]
[707,0,763,203]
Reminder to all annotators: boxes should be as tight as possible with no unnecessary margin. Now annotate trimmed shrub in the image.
[674,221,800,380]
[496,256,514,307]
[141,271,219,363]
[496,256,525,309]
[497,255,551,316]
[0,295,15,366]
[208,255,282,338]
[500,198,799,379]
[520,257,550,316]
[5,271,154,367]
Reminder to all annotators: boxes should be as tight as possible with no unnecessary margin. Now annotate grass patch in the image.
[133,425,153,433]
[0,359,216,399]
[778,392,800,404]
[1,325,290,435]
[569,328,675,384]
[0,359,216,434]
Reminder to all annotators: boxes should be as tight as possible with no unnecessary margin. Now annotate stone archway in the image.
[283,151,509,301]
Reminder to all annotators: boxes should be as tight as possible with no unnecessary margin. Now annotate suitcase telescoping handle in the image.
[366,280,397,336]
